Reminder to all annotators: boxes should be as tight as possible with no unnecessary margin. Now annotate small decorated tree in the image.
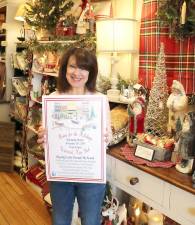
[25,0,74,34]
[144,43,169,137]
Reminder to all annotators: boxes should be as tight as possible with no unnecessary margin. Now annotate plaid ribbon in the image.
[139,0,195,94]
[121,144,175,168]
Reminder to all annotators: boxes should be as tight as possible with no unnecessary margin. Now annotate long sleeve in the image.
[105,96,113,145]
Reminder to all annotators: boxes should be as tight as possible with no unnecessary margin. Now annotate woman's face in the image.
[66,55,89,90]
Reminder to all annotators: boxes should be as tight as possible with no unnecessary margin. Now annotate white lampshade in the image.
[15,4,27,22]
[96,18,137,53]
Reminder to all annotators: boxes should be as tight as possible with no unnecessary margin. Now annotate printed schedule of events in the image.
[42,95,107,183]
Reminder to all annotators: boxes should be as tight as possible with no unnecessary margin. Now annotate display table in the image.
[107,142,195,225]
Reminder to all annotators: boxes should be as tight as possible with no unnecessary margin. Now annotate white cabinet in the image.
[170,185,195,225]
[113,159,165,205]
[107,154,195,225]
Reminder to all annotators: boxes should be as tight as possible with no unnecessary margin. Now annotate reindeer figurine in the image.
[102,196,127,225]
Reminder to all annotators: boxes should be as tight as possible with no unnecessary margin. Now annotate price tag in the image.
[135,144,154,161]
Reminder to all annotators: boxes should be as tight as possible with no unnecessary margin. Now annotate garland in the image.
[23,33,96,54]
[158,0,195,39]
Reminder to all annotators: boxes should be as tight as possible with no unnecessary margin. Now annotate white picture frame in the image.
[42,95,107,183]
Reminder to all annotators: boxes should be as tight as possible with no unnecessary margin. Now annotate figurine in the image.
[127,96,146,144]
[192,170,195,188]
[102,196,127,225]
[175,111,195,174]
[167,80,188,137]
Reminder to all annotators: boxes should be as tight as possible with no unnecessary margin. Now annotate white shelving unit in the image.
[0,0,25,122]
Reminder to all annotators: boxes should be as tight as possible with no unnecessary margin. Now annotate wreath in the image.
[158,0,195,39]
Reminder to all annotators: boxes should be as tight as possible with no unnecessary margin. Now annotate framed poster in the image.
[42,95,107,183]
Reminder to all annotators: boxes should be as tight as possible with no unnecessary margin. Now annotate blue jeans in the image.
[49,181,106,225]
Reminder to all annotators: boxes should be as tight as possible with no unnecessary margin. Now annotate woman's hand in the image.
[37,126,46,146]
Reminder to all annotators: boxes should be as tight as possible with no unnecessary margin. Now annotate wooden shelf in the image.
[32,70,58,77]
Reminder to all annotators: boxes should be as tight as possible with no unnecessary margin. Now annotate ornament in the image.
[39,12,44,18]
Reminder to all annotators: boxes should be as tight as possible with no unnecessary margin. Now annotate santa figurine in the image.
[167,80,188,137]
[175,111,195,175]
[128,96,146,143]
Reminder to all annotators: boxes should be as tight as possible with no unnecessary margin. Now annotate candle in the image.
[134,207,141,225]
[148,210,163,225]
[180,1,187,25]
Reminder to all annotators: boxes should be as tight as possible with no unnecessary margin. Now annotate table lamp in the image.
[96,18,137,101]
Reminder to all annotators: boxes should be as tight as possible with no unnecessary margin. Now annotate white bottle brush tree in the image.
[144,43,169,137]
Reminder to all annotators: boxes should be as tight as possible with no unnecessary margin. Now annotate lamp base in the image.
[107,89,120,101]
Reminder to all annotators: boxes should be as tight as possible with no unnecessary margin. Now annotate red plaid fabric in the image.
[139,0,195,94]
[121,144,175,168]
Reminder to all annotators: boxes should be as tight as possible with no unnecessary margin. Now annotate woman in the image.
[37,47,112,225]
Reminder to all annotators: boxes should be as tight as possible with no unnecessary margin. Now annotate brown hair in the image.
[57,47,98,93]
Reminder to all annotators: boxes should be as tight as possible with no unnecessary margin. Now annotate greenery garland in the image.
[23,33,96,54]
[158,0,195,39]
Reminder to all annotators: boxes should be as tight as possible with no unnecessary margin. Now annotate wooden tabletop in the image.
[107,142,195,195]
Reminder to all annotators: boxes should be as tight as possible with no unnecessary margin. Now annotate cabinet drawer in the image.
[170,186,195,224]
[114,160,164,205]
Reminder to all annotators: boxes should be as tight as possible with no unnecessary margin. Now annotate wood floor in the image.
[0,172,52,225]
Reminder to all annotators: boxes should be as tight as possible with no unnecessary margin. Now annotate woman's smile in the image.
[66,55,89,90]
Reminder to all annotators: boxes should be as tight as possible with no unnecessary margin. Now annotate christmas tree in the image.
[144,43,169,137]
[25,0,74,34]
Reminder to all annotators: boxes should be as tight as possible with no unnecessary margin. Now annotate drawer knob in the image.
[129,177,139,185]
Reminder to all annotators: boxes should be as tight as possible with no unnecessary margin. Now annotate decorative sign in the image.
[135,144,154,161]
[42,95,107,183]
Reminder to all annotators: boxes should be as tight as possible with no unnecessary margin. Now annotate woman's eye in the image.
[70,65,76,69]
